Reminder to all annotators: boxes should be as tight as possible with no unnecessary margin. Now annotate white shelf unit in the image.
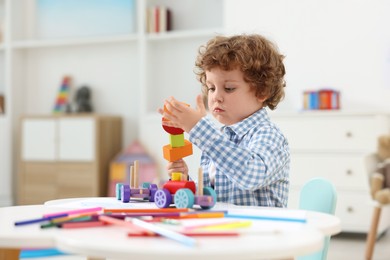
[138,0,224,180]
[270,111,390,234]
[0,0,225,205]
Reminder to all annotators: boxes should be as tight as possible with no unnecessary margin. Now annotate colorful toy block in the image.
[162,117,184,135]
[170,133,185,147]
[163,140,193,162]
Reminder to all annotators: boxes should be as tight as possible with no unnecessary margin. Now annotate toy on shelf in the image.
[154,104,217,209]
[74,85,93,113]
[115,160,158,203]
[53,76,71,114]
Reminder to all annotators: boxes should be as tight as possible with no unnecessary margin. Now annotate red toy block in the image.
[161,102,189,134]
[162,117,184,135]
[163,140,193,162]
[162,180,196,195]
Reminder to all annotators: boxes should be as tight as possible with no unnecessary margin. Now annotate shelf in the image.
[11,34,138,49]
[146,28,224,41]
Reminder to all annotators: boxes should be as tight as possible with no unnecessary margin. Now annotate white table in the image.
[0,197,341,260]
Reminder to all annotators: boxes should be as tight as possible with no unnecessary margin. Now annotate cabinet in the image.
[270,111,390,234]
[18,115,122,205]
[0,0,225,205]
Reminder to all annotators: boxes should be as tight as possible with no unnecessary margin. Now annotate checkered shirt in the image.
[189,108,290,207]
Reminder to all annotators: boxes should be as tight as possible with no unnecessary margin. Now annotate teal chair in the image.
[297,178,337,260]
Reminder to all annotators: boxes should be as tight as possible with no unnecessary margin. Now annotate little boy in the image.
[159,34,290,207]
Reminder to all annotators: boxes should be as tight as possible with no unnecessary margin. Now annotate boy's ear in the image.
[257,96,267,103]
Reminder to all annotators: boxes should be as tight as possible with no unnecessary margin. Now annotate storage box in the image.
[36,0,136,38]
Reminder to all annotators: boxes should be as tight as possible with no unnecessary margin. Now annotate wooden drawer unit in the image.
[18,114,122,205]
[271,111,390,234]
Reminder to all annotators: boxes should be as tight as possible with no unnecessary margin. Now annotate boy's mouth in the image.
[213,107,224,113]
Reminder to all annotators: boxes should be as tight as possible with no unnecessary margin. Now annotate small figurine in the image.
[75,86,93,113]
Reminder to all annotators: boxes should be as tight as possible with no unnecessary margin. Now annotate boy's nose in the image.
[213,91,224,103]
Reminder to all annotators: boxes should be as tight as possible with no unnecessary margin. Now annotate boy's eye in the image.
[225,87,235,93]
[207,87,215,92]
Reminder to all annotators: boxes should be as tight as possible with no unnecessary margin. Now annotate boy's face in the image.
[205,67,264,126]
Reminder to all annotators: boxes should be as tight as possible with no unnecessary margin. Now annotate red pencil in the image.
[60,221,106,229]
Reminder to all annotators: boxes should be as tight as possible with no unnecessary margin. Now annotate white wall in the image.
[21,43,140,146]
[224,0,390,112]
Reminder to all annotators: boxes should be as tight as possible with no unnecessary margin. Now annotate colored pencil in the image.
[15,213,68,226]
[225,213,307,223]
[60,221,106,229]
[43,207,103,218]
[178,212,225,219]
[127,231,239,237]
[130,218,197,247]
[184,220,252,231]
[98,215,148,233]
[107,212,182,218]
[103,208,190,214]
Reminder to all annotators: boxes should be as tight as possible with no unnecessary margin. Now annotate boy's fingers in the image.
[196,94,206,114]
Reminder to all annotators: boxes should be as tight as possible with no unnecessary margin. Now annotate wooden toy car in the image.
[116,161,158,203]
[154,171,217,209]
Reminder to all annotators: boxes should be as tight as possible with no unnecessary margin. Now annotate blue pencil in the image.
[15,213,68,226]
[225,214,307,223]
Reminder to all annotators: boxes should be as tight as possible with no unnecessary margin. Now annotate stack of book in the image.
[303,89,340,110]
[146,6,172,33]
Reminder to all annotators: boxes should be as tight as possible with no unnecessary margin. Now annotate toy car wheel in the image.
[148,184,158,202]
[200,187,217,209]
[121,184,131,203]
[154,189,172,208]
[174,188,195,209]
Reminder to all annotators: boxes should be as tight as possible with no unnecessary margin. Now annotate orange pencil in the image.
[179,212,225,219]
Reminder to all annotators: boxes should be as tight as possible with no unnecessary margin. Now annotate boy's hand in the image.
[166,159,188,180]
[159,95,206,133]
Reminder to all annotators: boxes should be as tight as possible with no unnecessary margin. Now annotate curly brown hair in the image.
[195,34,286,110]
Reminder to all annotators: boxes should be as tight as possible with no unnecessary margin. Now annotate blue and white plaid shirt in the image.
[189,108,290,207]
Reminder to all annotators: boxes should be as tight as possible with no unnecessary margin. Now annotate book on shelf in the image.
[303,89,340,110]
[146,5,172,33]
[0,95,4,114]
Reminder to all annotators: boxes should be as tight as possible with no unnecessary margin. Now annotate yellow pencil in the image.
[184,220,252,231]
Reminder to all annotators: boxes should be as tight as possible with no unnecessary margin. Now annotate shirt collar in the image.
[221,108,269,139]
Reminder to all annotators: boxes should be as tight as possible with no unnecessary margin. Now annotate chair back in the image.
[298,178,337,260]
